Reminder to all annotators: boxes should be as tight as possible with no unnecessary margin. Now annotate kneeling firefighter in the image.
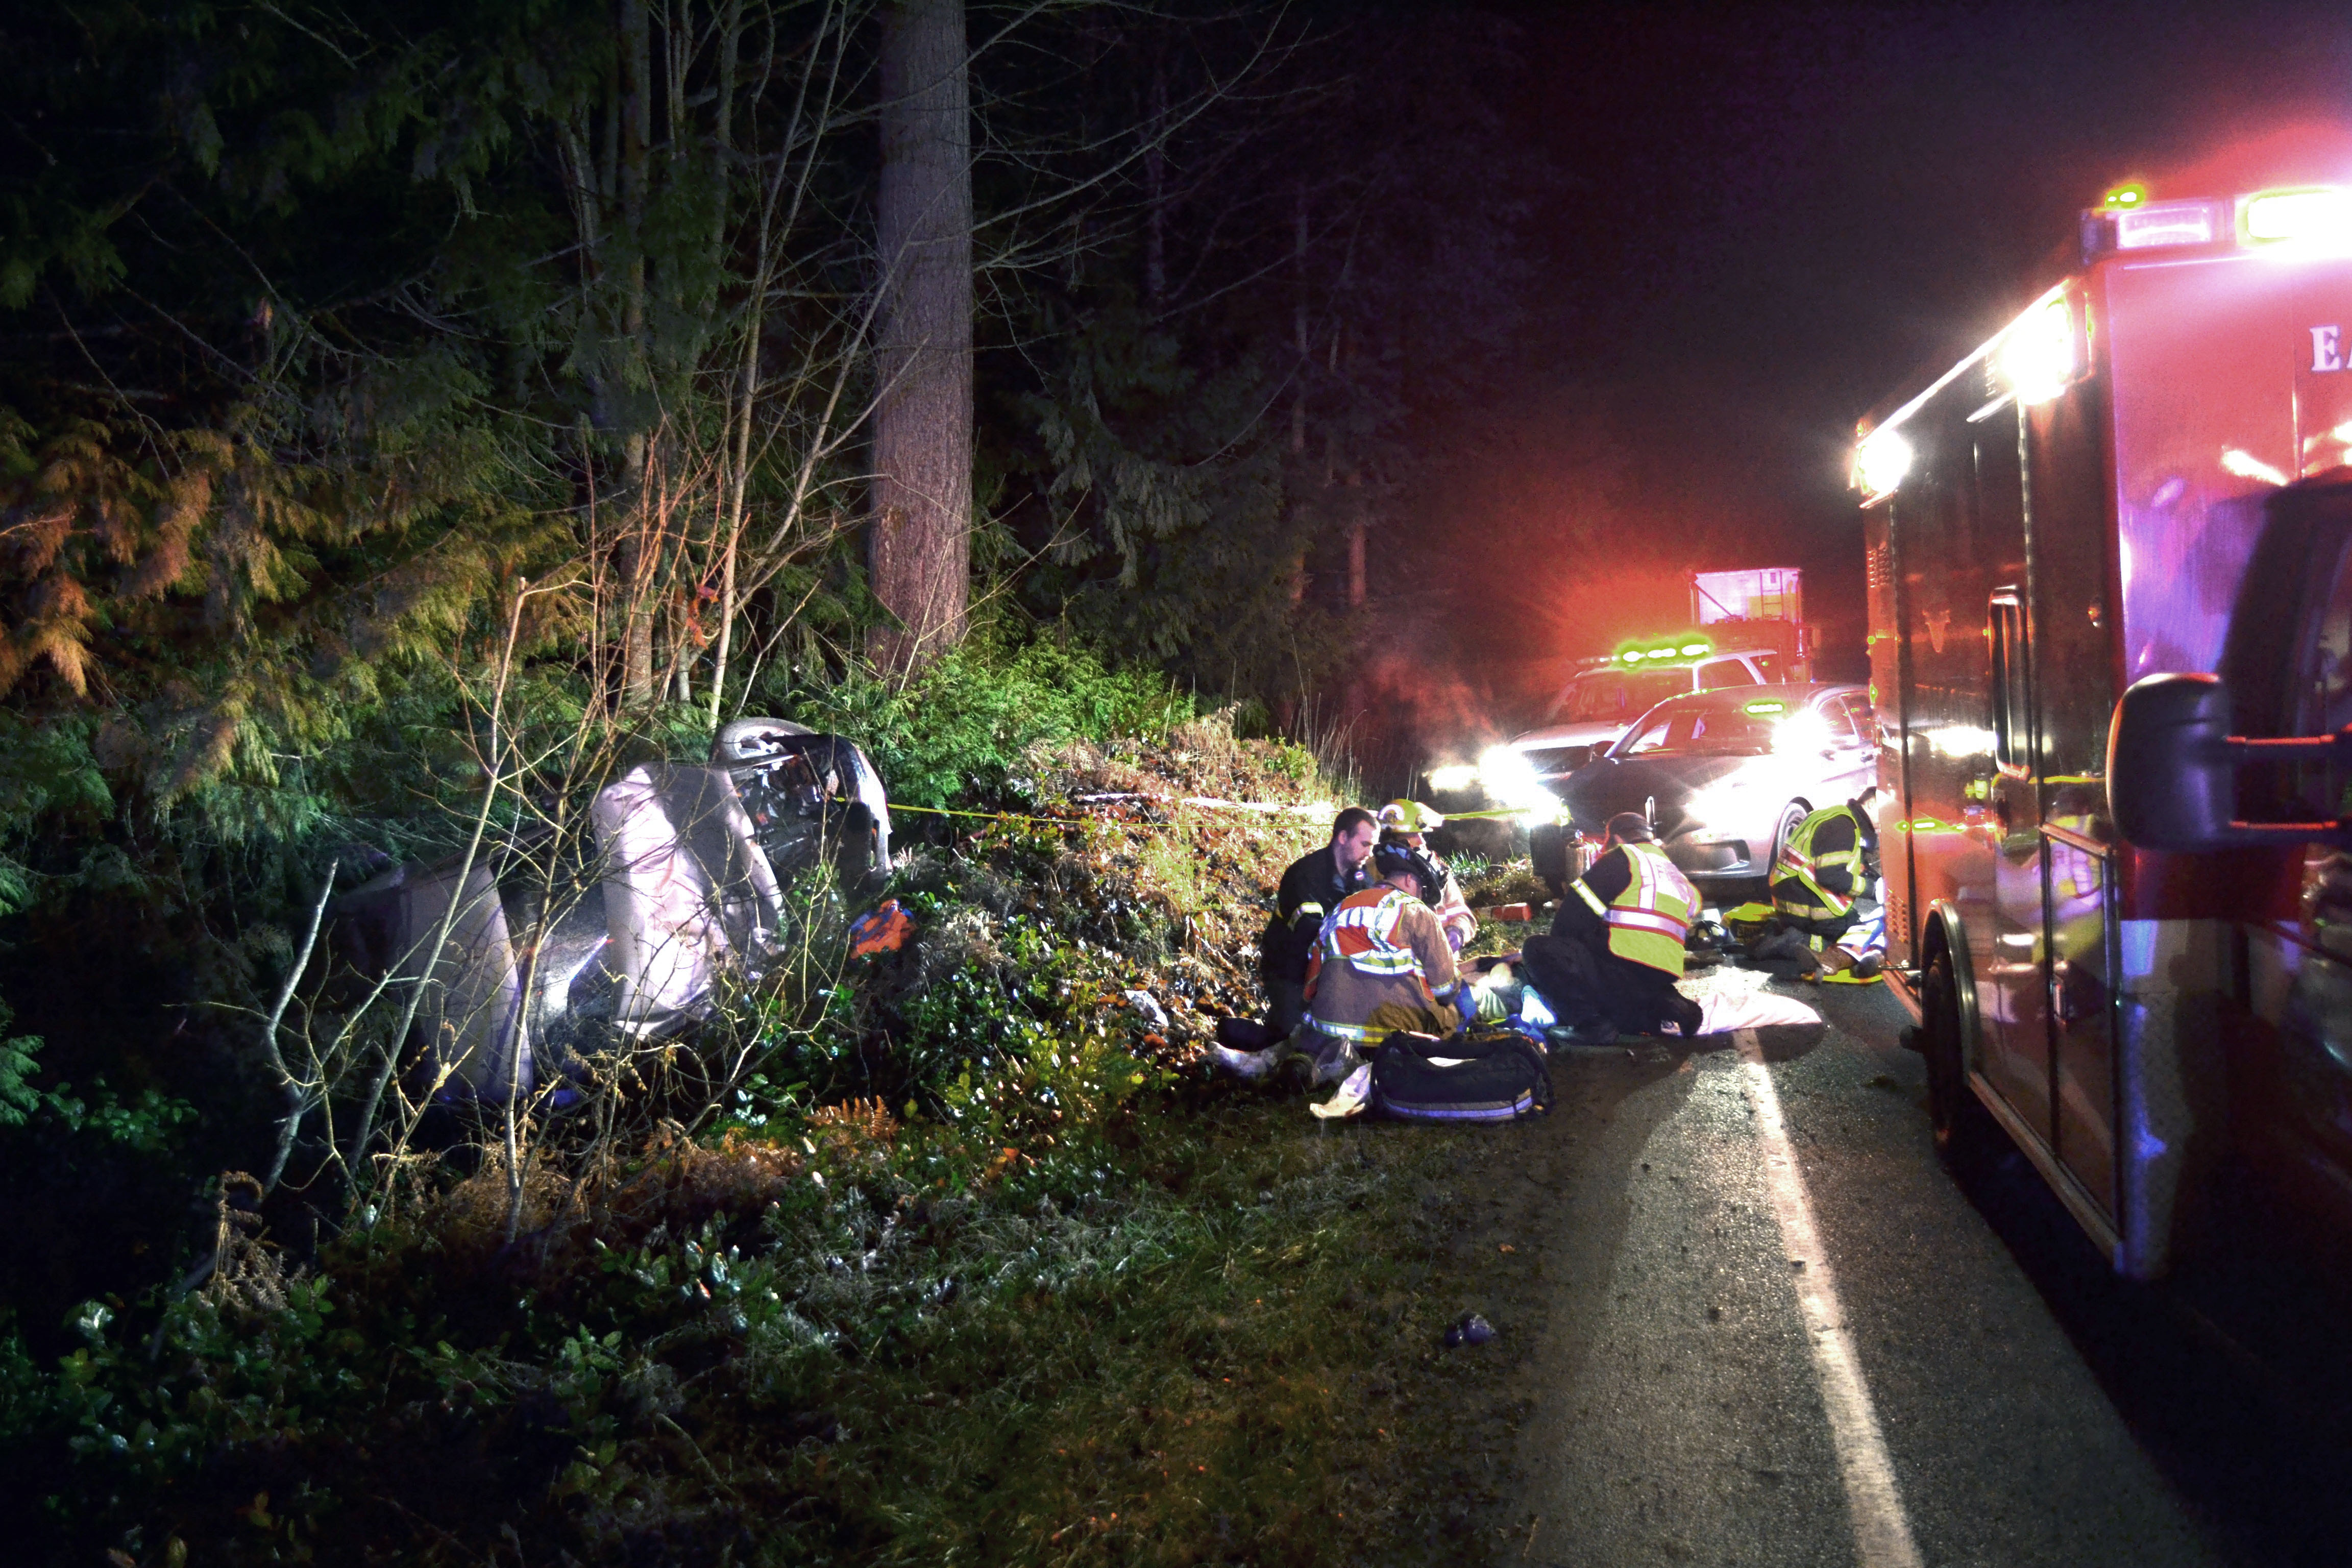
[1757,791,1883,977]
[1296,840,1467,1075]
[1212,841,1464,1083]
[1518,812,1704,1040]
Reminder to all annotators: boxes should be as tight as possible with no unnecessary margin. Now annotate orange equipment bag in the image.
[849,899,916,957]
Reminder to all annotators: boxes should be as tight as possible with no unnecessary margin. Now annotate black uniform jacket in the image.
[1549,845,1635,947]
[1259,845,1370,984]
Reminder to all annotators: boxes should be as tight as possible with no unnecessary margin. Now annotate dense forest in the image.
[0,2,1545,1560]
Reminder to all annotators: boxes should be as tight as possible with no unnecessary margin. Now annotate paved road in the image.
[1503,971,2351,1568]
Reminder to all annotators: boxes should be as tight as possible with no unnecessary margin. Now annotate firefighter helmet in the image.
[1372,841,1444,900]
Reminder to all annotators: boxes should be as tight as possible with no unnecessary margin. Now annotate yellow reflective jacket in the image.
[1771,804,1869,921]
[1574,842,1698,976]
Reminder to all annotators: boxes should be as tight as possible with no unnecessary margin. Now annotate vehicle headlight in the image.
[1477,745,1561,823]
[1427,763,1479,793]
[1773,710,1833,754]
[1684,780,1765,839]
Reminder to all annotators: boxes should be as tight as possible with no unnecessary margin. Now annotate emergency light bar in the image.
[1613,636,1712,665]
[2080,183,2352,260]
[2242,186,2352,247]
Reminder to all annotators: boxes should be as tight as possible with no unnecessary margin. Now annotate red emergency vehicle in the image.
[1860,159,2352,1279]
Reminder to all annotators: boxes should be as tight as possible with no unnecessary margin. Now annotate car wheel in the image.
[1768,802,1806,877]
[1921,947,1998,1169]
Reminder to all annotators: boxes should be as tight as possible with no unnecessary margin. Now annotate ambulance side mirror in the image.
[2108,674,2238,850]
[2108,672,2352,849]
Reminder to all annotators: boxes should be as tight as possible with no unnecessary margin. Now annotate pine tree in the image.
[869,0,974,675]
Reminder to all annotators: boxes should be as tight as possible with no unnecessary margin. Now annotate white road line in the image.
[1735,1027,1923,1568]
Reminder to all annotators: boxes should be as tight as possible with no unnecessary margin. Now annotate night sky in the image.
[1432,0,2352,710]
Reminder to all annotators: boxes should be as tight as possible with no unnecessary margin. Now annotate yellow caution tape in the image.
[889,798,1326,830]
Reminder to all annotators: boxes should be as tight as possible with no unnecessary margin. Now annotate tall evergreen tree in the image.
[869,0,974,674]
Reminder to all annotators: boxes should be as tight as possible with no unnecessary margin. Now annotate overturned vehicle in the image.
[331,720,891,1106]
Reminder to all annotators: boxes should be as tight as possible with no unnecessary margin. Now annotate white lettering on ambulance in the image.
[2312,324,2343,373]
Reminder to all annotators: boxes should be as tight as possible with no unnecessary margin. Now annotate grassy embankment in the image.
[3,705,1539,1565]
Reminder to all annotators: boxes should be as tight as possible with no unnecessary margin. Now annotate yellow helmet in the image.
[1379,799,1444,834]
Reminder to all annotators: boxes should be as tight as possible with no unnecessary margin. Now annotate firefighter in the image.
[1255,806,1379,1040]
[1377,798,1477,951]
[1296,840,1465,1077]
[1216,839,1462,1083]
[1757,790,1883,978]
[1518,812,1705,1040]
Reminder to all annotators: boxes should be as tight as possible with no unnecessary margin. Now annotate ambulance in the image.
[1859,152,2352,1279]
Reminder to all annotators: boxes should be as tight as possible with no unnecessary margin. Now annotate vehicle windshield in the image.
[1613,699,1785,758]
[1554,668,1688,723]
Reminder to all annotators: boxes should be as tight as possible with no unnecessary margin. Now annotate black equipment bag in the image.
[1373,1030,1553,1122]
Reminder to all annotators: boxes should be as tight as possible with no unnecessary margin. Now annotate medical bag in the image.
[1371,1030,1553,1122]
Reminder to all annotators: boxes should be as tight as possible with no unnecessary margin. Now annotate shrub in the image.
[776,634,1193,809]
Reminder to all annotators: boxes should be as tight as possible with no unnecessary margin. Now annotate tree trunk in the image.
[1144,58,1167,308]
[616,0,657,705]
[868,0,972,677]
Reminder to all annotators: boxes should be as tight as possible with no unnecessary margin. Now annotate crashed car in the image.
[1532,683,1875,897]
[332,719,892,1106]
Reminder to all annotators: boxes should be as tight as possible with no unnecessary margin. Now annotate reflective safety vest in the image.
[1318,886,1429,978]
[1771,804,1869,921]
[1575,842,1698,975]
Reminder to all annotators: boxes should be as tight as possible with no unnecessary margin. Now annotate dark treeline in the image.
[0,0,1540,1373]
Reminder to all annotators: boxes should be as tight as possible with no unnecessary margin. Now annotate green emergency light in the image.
[1614,634,1712,665]
[2103,183,2147,210]
[1742,700,1787,716]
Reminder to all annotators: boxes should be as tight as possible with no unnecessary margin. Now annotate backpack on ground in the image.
[1372,1030,1553,1122]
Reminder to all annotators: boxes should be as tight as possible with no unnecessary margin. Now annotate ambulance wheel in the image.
[1921,948,1996,1169]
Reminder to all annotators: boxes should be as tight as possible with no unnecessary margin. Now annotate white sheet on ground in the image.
[1696,986,1822,1035]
